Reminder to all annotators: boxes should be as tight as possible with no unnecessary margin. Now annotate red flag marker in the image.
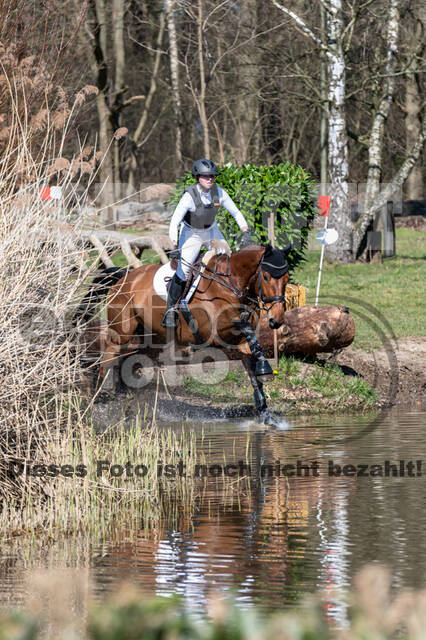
[40,187,51,200]
[318,195,331,217]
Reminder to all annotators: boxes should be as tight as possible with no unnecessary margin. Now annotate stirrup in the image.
[161,307,180,329]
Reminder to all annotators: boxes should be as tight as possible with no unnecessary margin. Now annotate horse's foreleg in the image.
[242,355,279,426]
[242,355,266,413]
[238,320,274,381]
[98,328,122,384]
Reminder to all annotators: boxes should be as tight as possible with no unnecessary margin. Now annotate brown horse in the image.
[82,244,290,424]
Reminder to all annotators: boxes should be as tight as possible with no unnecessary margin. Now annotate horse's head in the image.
[255,244,290,329]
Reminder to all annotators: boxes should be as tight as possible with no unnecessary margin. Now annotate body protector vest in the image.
[183,183,220,229]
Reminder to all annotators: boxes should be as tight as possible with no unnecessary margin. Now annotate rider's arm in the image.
[219,188,248,231]
[169,192,194,244]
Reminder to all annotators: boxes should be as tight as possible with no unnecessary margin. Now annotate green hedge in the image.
[169,163,317,271]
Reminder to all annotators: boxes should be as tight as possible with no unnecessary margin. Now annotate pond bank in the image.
[90,336,425,428]
[332,336,426,407]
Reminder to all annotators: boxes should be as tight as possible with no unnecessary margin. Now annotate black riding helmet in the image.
[191,158,219,177]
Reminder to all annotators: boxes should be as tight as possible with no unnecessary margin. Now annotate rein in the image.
[179,253,251,300]
[179,249,286,314]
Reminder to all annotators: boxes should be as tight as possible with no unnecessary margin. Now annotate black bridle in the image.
[254,258,287,314]
[178,248,287,315]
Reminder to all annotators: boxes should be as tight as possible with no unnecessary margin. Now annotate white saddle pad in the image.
[153,262,175,301]
[153,241,231,303]
[153,262,203,303]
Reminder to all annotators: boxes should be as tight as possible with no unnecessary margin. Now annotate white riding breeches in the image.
[176,221,226,280]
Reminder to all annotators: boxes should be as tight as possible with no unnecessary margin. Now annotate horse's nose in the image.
[269,318,282,329]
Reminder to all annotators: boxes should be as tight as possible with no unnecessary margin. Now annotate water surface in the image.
[1,407,425,628]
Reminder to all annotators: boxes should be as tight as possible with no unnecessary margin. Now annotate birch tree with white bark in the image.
[271,0,425,262]
[165,0,183,176]
[271,0,351,262]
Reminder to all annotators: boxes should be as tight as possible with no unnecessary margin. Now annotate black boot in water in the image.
[161,273,186,329]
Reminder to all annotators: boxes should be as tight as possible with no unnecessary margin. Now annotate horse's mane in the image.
[206,245,264,276]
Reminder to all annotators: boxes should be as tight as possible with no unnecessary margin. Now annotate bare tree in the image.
[112,0,126,188]
[197,0,210,157]
[404,3,425,200]
[271,0,425,262]
[165,0,183,176]
[271,0,351,261]
[363,0,400,214]
[128,10,166,189]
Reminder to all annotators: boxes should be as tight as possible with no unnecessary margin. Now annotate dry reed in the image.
[0,81,202,541]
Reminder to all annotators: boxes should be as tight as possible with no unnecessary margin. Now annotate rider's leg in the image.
[161,230,202,329]
[161,272,187,328]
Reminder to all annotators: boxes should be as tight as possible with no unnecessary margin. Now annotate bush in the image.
[169,163,317,271]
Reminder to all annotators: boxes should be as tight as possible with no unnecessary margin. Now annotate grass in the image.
[85,246,161,268]
[183,355,378,413]
[292,228,426,348]
[111,247,161,267]
[183,368,252,402]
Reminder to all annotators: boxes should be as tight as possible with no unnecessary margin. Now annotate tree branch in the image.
[353,122,425,250]
[270,0,322,47]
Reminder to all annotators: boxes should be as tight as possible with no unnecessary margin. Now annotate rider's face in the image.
[198,174,215,190]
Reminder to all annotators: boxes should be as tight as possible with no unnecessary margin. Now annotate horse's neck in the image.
[227,247,264,290]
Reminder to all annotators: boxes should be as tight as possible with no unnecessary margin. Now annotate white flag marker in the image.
[314,196,338,306]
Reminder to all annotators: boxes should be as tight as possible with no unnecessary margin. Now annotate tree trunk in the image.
[128,11,166,190]
[86,0,115,226]
[233,0,259,164]
[112,0,125,193]
[96,92,115,226]
[406,74,423,200]
[363,0,400,213]
[165,0,183,177]
[197,0,210,158]
[324,0,351,263]
[405,14,424,200]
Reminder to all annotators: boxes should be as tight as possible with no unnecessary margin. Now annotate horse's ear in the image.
[263,243,273,256]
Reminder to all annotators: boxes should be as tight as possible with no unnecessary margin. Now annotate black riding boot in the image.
[161,274,186,329]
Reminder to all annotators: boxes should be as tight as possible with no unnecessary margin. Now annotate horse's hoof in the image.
[254,358,273,378]
[256,374,274,383]
[259,409,280,427]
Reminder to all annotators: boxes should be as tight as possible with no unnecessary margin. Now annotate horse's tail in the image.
[73,266,130,324]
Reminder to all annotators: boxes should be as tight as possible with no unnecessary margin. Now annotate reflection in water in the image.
[0,407,425,627]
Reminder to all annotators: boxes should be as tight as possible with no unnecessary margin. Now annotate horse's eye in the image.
[263,273,270,281]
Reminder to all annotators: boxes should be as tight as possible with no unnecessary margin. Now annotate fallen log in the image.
[258,305,355,357]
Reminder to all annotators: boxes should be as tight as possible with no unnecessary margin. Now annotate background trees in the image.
[1,0,424,260]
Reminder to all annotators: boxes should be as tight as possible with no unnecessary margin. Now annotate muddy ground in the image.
[89,336,425,430]
[329,336,425,407]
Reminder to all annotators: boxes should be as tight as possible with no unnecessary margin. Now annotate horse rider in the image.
[161,158,253,329]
